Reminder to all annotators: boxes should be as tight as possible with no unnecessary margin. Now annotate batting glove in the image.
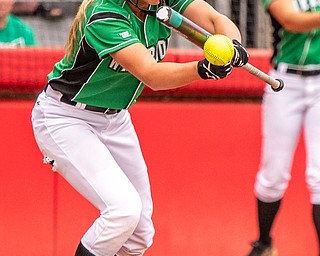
[197,59,233,80]
[231,39,249,67]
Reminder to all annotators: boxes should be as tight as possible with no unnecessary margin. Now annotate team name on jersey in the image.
[296,0,320,11]
[108,39,169,72]
[148,39,168,62]
[109,59,126,72]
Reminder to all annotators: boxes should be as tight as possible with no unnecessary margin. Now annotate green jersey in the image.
[48,0,192,109]
[0,14,37,47]
[261,0,320,68]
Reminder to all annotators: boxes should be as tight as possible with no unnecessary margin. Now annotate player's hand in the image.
[231,39,249,67]
[197,59,233,80]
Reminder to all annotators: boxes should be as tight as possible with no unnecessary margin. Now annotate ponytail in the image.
[65,0,96,60]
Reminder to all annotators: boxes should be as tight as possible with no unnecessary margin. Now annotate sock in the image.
[75,242,95,256]
[257,198,281,245]
[312,204,320,248]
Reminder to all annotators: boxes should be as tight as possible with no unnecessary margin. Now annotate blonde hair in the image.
[65,0,96,59]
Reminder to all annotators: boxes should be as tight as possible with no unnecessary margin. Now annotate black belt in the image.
[44,84,121,114]
[274,65,320,77]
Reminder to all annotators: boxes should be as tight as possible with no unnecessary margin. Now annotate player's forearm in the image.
[275,12,320,32]
[209,15,242,42]
[112,43,200,90]
[183,0,242,42]
[269,0,320,32]
[143,62,200,91]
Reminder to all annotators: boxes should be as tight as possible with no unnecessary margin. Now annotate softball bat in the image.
[156,6,284,92]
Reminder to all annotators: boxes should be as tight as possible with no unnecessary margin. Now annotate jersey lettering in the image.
[109,58,126,72]
[157,40,167,60]
[148,39,168,62]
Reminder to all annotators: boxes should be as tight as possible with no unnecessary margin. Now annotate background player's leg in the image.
[255,73,304,203]
[312,205,320,251]
[303,76,320,255]
[249,72,305,256]
[257,199,281,245]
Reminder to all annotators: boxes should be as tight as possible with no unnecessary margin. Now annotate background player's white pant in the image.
[32,91,154,256]
[255,70,320,204]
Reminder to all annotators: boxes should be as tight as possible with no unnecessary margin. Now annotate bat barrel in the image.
[156,6,210,48]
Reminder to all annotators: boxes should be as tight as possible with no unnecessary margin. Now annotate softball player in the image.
[31,0,248,255]
[247,0,320,255]
[0,0,37,47]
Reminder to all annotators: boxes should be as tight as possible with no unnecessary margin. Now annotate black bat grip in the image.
[272,79,284,92]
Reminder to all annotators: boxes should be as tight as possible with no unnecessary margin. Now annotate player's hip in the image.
[264,68,320,98]
[32,91,130,132]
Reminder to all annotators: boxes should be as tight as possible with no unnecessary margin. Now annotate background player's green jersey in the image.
[0,14,37,47]
[261,0,320,68]
[48,0,192,109]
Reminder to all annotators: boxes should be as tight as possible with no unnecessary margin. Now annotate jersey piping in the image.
[48,11,132,105]
[46,0,193,109]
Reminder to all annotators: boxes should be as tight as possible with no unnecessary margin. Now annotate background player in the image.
[31,0,248,255]
[246,0,320,255]
[0,0,37,47]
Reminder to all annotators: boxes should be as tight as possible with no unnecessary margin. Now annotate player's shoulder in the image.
[7,14,34,32]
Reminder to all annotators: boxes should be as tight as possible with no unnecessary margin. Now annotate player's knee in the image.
[139,228,155,251]
[119,202,142,233]
[254,171,288,202]
[254,180,285,202]
[102,192,142,234]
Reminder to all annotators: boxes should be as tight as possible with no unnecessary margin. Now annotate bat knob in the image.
[272,79,284,92]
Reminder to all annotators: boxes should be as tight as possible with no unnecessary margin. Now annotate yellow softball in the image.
[203,34,234,66]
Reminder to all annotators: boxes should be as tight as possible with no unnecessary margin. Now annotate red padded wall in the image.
[0,48,271,97]
[0,100,316,256]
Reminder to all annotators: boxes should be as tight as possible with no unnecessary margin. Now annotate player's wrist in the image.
[198,59,232,80]
[231,39,249,67]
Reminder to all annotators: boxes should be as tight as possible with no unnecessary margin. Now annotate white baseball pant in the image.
[31,89,154,256]
[255,69,320,204]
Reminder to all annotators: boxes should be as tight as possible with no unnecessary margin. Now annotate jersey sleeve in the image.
[169,0,194,14]
[84,12,140,59]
